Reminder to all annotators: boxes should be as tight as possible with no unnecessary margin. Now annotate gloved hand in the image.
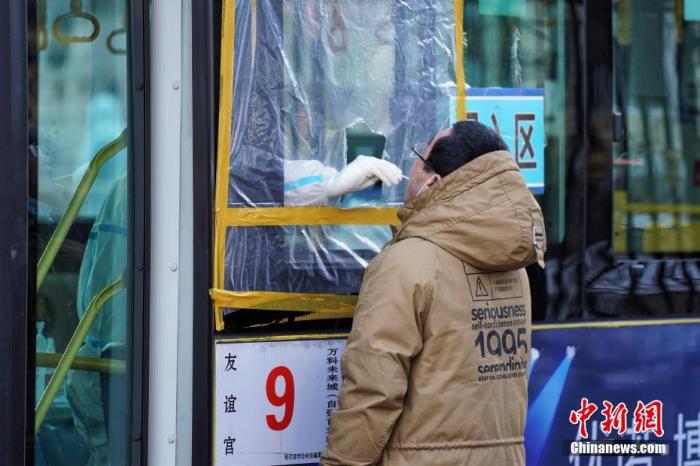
[324,155,403,198]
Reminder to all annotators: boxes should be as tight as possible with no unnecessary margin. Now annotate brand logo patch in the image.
[465,266,524,301]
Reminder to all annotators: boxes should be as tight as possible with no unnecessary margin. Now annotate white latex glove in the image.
[324,155,403,198]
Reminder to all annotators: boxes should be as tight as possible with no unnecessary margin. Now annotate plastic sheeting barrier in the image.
[212,0,466,330]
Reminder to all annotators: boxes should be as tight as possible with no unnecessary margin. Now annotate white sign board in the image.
[214,337,347,466]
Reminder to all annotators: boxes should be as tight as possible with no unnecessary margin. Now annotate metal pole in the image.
[34,274,125,432]
[35,352,126,375]
[36,130,127,290]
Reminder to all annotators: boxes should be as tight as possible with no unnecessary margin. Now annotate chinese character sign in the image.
[451,88,545,194]
[214,338,347,466]
[325,348,341,436]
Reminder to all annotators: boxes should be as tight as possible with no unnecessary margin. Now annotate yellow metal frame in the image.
[215,332,349,345]
[454,0,467,121]
[210,288,356,317]
[614,190,700,253]
[532,317,700,331]
[219,206,399,227]
[36,352,125,375]
[211,0,469,331]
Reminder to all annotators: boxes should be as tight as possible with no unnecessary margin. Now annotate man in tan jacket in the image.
[321,121,546,466]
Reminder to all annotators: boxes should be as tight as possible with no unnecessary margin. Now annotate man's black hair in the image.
[426,120,508,177]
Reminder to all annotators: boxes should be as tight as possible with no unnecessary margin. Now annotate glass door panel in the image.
[30,1,133,465]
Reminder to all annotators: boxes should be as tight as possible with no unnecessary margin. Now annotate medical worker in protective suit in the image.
[322,121,547,466]
[283,153,402,205]
[69,149,401,465]
[67,173,127,466]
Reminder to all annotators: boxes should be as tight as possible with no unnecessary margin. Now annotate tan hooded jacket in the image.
[321,150,546,466]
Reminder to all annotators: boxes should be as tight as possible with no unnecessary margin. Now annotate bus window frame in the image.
[607,0,700,263]
[0,0,152,462]
[581,0,700,321]
[192,0,221,464]
[128,0,151,463]
[0,0,32,462]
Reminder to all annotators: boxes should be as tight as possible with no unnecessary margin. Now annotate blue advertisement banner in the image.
[451,88,545,194]
[527,323,700,466]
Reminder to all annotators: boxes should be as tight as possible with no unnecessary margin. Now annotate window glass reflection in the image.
[32,1,132,465]
[614,0,700,254]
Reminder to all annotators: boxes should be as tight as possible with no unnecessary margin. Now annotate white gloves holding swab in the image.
[324,155,403,198]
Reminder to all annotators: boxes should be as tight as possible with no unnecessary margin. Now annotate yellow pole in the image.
[36,353,125,375]
[35,275,124,432]
[454,0,467,120]
[36,130,127,290]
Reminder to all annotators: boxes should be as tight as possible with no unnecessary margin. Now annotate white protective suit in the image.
[67,174,127,466]
[283,156,402,256]
[283,155,402,205]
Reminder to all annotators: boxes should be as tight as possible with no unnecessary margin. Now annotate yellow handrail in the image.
[35,274,125,433]
[36,352,125,375]
[37,130,127,291]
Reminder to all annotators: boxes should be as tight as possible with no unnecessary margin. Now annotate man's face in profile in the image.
[404,127,451,203]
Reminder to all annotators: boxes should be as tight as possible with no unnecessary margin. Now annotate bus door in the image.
[19,0,148,464]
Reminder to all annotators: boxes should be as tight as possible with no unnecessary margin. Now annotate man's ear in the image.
[428,173,442,187]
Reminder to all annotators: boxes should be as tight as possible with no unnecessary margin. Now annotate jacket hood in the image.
[393,150,546,271]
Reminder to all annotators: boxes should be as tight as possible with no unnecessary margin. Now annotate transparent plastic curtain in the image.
[223,0,457,295]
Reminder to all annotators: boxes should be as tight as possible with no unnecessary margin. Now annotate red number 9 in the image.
[266,366,295,431]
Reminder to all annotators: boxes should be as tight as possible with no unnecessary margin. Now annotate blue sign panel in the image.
[453,88,545,194]
[527,323,700,465]
[479,0,527,18]
[686,0,700,21]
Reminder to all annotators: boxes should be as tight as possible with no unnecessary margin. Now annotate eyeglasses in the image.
[411,143,438,173]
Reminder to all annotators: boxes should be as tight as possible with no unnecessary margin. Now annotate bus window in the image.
[30,1,133,465]
[613,0,700,255]
[214,0,582,330]
[569,0,700,321]
[461,1,578,322]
